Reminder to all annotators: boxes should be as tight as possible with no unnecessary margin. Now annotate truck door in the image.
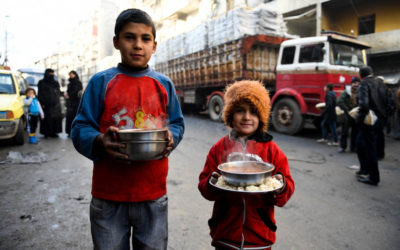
[294,42,327,115]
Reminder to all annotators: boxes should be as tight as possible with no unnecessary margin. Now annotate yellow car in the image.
[0,65,28,145]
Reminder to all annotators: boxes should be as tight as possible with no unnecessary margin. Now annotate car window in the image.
[0,73,16,94]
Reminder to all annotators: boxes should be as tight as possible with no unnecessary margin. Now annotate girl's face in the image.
[232,101,259,137]
[27,90,35,97]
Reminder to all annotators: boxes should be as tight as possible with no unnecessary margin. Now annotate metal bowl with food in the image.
[120,140,168,160]
[117,128,168,142]
[217,161,275,187]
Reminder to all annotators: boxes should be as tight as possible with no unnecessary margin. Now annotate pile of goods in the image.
[216,175,282,192]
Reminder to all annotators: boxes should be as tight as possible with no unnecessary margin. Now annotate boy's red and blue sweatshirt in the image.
[71,64,184,202]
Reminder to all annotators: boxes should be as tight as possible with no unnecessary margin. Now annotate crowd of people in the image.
[24,69,82,142]
[317,66,399,186]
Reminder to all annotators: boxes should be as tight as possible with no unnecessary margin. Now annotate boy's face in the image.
[232,101,259,137]
[113,22,157,68]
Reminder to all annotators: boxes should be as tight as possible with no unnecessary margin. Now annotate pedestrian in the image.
[375,76,395,159]
[64,70,83,137]
[23,87,44,144]
[394,85,400,140]
[337,77,360,153]
[355,66,382,185]
[198,80,295,249]
[71,9,184,250]
[317,83,339,146]
[37,68,63,138]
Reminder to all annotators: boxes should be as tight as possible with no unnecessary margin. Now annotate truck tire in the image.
[13,119,25,145]
[271,98,304,135]
[208,95,224,121]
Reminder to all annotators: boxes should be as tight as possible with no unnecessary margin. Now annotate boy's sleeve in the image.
[165,79,185,148]
[71,74,105,160]
[269,142,295,207]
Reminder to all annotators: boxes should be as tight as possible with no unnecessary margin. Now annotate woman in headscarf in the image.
[38,68,63,138]
[64,70,83,137]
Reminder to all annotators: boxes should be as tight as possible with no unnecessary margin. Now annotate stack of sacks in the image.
[153,39,169,64]
[226,7,258,41]
[186,22,208,55]
[169,33,186,60]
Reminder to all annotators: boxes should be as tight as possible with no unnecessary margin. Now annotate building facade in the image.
[34,0,400,85]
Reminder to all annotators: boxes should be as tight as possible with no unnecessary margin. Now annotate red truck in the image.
[155,32,370,134]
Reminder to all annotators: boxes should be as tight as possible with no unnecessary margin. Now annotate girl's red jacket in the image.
[198,134,295,249]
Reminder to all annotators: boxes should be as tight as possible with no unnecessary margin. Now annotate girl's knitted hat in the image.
[222,80,271,133]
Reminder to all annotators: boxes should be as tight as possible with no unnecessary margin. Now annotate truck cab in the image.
[271,33,370,134]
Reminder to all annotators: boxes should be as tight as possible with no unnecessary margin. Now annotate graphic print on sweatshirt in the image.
[99,74,168,132]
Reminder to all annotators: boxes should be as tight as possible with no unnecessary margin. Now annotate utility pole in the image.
[3,15,9,66]
[316,0,322,36]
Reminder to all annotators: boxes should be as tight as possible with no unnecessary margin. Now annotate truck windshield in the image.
[330,42,365,67]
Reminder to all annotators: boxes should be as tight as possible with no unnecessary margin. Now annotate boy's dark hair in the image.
[25,87,36,95]
[114,9,156,39]
[326,83,334,91]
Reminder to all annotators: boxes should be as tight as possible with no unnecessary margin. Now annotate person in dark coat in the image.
[37,68,63,138]
[317,83,338,146]
[375,76,395,160]
[337,77,360,153]
[64,71,83,137]
[355,66,383,185]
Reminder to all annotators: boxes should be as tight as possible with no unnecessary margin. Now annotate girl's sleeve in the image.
[270,142,295,207]
[198,144,225,201]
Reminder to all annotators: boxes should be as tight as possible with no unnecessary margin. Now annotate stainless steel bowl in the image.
[117,128,168,142]
[218,161,275,187]
[120,140,168,160]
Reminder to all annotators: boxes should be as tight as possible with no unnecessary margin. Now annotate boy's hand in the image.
[162,130,174,158]
[210,171,221,184]
[95,126,129,160]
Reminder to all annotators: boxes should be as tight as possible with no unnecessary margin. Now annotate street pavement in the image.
[0,114,399,250]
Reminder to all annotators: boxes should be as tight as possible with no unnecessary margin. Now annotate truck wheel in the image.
[13,119,25,145]
[271,98,304,135]
[208,95,224,121]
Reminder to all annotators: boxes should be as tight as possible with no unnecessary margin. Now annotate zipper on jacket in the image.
[241,195,246,250]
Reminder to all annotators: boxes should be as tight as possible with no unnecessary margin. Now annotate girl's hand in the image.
[210,171,221,184]
[272,174,286,194]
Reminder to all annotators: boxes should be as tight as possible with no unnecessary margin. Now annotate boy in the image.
[23,88,44,144]
[198,80,295,249]
[317,83,338,146]
[71,9,184,249]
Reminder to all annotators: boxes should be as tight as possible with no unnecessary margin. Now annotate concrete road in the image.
[0,114,399,250]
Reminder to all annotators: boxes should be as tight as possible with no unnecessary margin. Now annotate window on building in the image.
[281,46,295,64]
[358,14,375,35]
[299,43,325,63]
